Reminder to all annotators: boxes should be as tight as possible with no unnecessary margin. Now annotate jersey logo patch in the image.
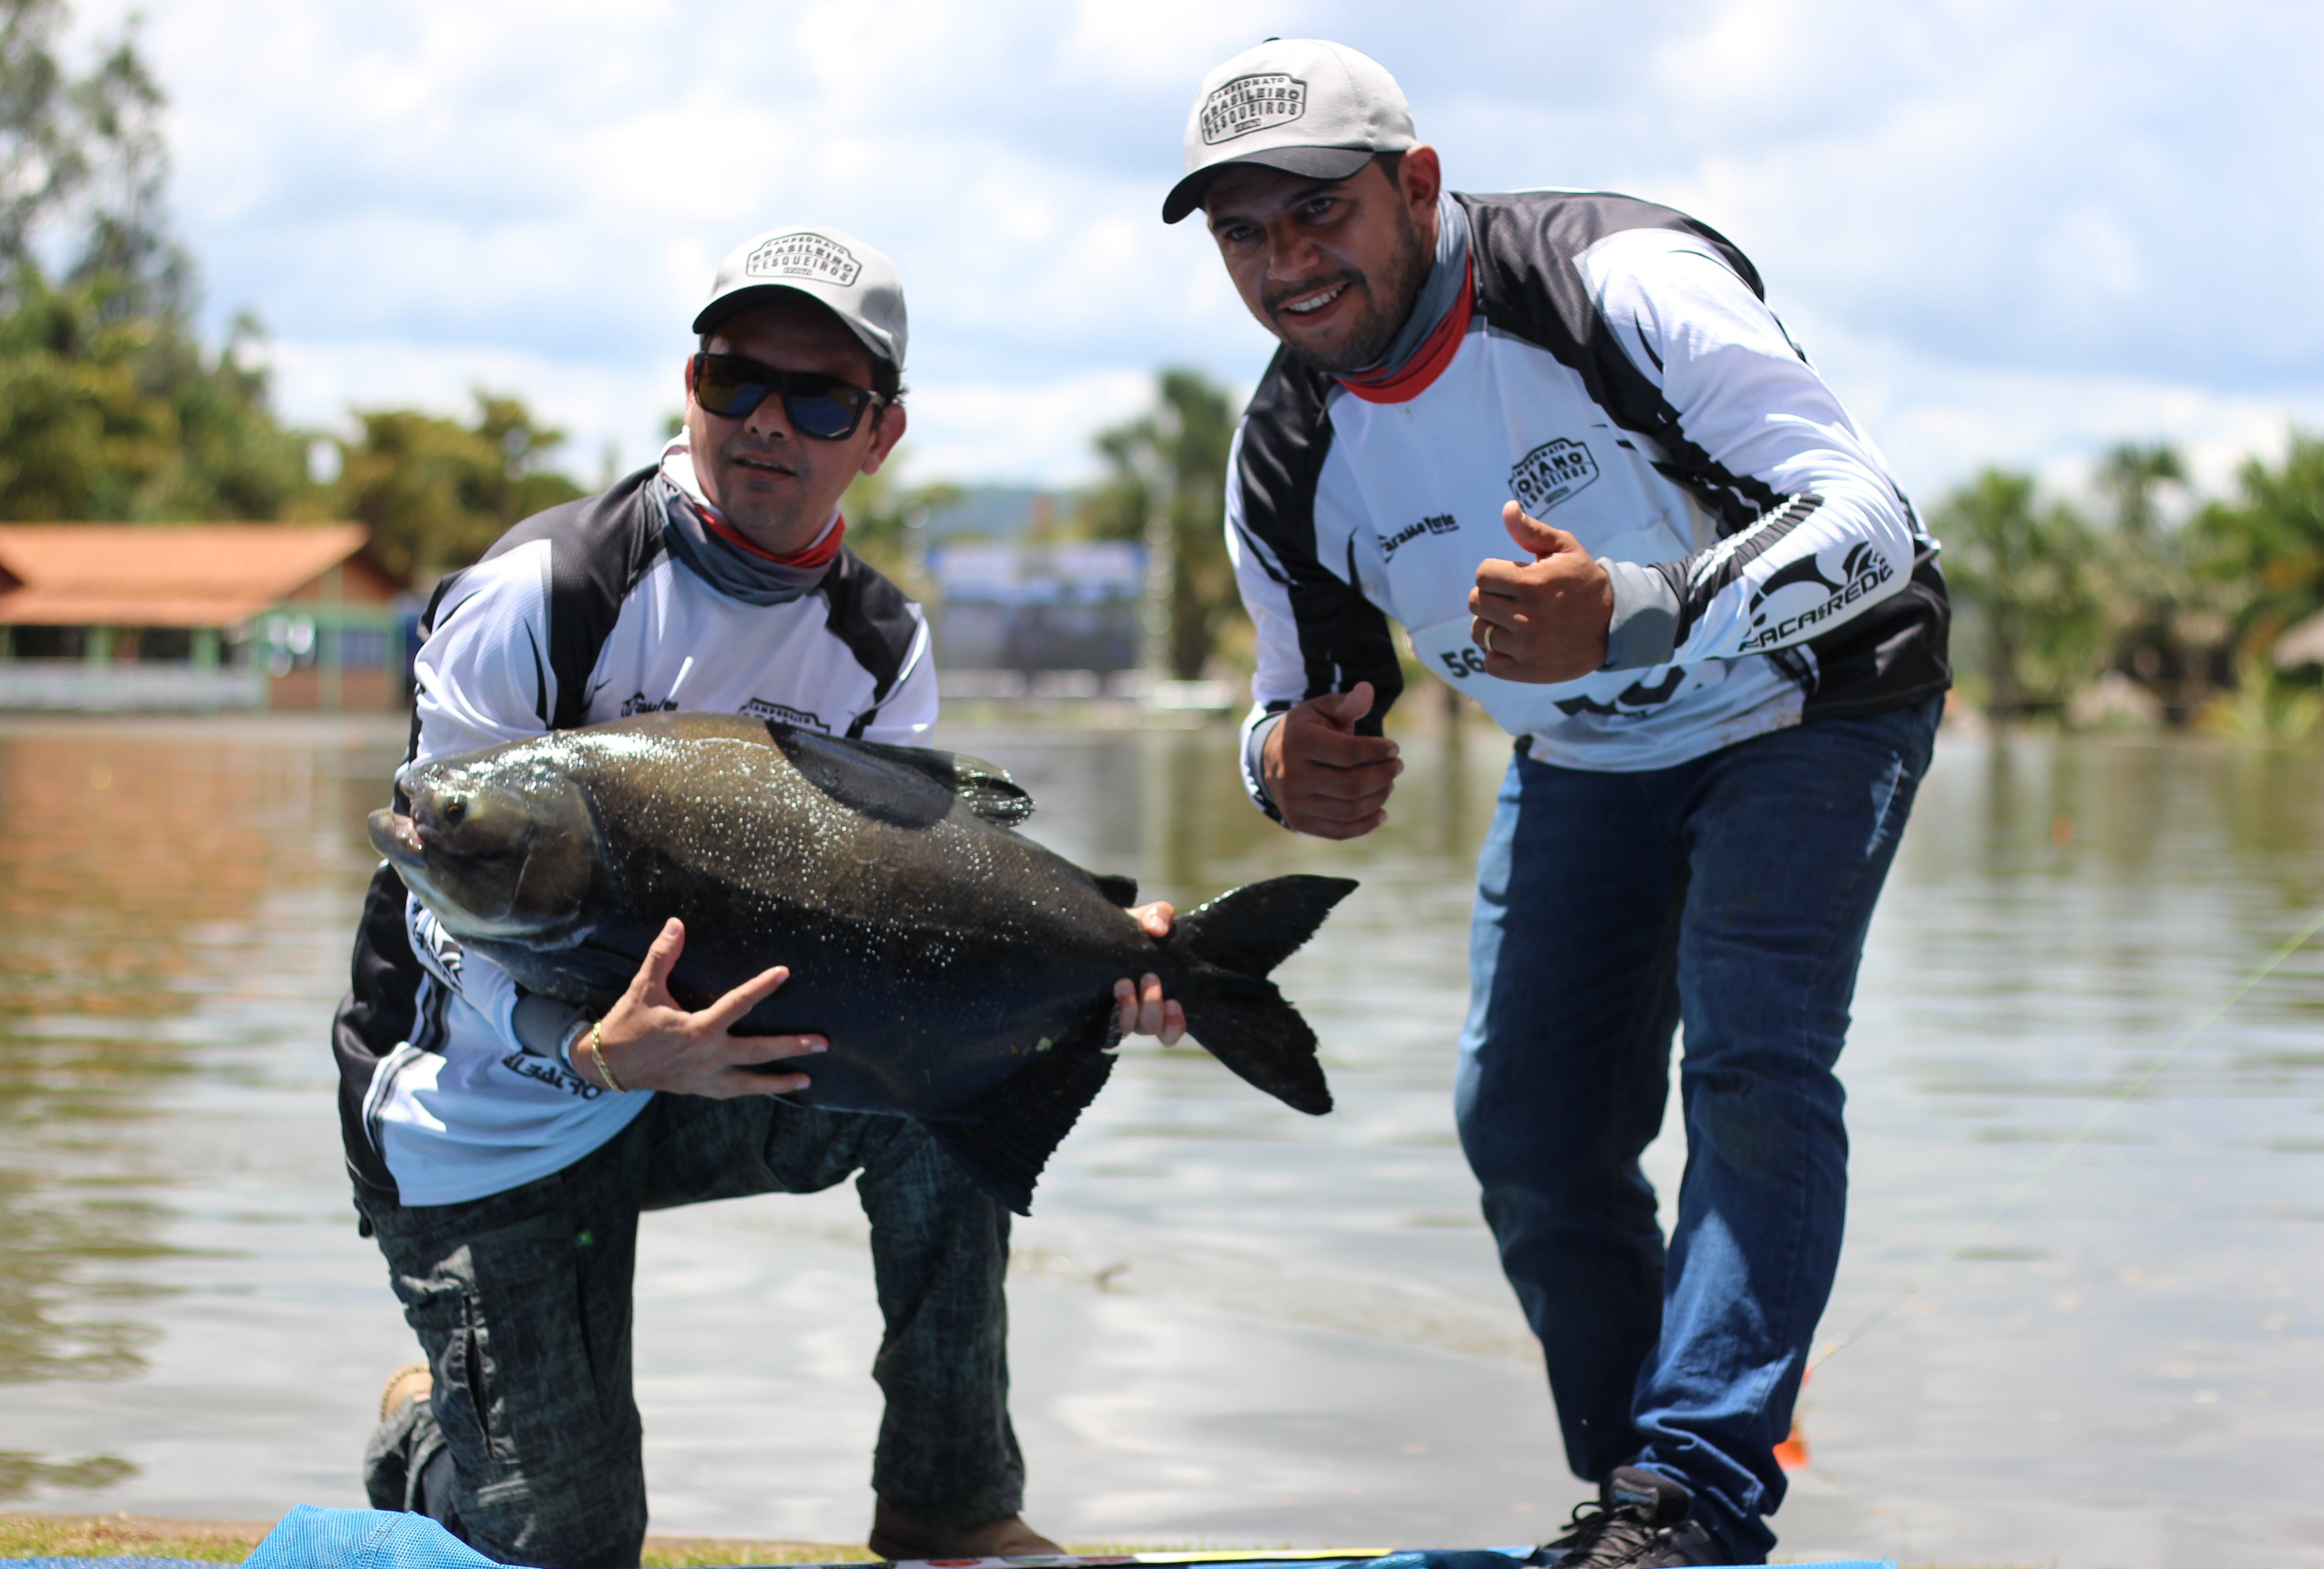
[1509,439,1600,517]
[745,232,861,288]
[498,1050,603,1101]
[743,697,827,731]
[1380,513,1459,559]
[1737,543,1893,652]
[1201,74,1308,144]
[619,691,678,716]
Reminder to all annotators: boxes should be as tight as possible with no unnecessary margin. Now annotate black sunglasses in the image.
[690,353,885,440]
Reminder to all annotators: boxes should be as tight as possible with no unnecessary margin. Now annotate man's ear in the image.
[1400,144,1442,212]
[860,402,908,476]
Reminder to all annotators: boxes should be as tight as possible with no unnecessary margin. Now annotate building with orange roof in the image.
[0,524,409,711]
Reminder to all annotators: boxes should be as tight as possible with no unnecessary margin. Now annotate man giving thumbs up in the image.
[1169,36,1951,1569]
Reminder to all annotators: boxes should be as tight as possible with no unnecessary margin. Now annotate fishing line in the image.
[1809,901,2324,1371]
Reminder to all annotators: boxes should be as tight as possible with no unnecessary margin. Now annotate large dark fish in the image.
[366,712,1355,1212]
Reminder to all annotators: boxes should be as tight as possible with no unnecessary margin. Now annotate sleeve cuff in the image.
[511,992,588,1059]
[1601,559,1681,671]
[1241,709,1288,820]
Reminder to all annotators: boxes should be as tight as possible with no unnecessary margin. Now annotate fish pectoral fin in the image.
[925,1013,1115,1215]
[1092,873,1138,907]
[832,737,1036,828]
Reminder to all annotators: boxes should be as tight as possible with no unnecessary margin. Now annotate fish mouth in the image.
[368,808,428,871]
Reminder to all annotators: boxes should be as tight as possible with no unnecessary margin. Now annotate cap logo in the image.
[744,232,861,288]
[1200,73,1307,145]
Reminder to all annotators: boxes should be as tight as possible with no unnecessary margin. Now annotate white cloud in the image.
[65,0,2324,498]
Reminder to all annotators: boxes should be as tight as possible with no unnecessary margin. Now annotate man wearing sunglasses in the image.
[337,225,1182,1568]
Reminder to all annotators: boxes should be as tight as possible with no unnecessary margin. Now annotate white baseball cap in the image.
[1162,39,1417,224]
[693,225,908,370]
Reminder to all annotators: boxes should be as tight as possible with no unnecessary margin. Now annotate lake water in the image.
[0,711,2318,1567]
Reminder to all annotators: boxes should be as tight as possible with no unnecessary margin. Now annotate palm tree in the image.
[1934,469,2104,720]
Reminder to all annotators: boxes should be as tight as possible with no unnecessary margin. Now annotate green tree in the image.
[2191,430,2324,719]
[838,460,960,593]
[0,0,312,523]
[2090,440,2222,724]
[1080,369,1241,679]
[0,0,171,285]
[329,393,586,580]
[1935,468,2105,719]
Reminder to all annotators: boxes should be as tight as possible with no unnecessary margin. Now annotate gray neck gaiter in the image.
[1355,192,1473,380]
[654,439,837,607]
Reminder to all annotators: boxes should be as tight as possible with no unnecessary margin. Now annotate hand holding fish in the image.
[581,917,828,1097]
[1115,903,1187,1046]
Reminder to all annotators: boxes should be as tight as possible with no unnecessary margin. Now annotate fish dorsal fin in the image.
[924,1005,1115,1214]
[837,737,1035,827]
[1093,873,1138,907]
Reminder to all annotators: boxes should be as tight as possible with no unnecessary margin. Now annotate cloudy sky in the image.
[74,0,2324,504]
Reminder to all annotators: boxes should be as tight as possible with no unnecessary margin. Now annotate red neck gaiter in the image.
[698,505,846,570]
[1333,262,1476,405]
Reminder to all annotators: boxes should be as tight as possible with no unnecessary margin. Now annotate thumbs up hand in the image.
[1260,681,1403,840]
[1466,501,1613,683]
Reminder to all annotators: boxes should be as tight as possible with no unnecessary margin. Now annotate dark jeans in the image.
[1454,699,1939,1562]
[358,1095,1020,1569]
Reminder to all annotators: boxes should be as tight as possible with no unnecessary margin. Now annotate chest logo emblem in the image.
[1380,513,1459,560]
[743,697,827,732]
[1508,439,1600,516]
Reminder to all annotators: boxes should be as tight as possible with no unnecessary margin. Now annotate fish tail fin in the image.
[1166,874,1357,1115]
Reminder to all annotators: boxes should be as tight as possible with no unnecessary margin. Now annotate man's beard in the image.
[1267,205,1433,375]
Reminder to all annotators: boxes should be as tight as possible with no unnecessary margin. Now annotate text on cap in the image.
[745,232,861,287]
[1200,74,1308,144]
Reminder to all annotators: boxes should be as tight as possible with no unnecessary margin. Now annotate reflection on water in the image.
[0,713,2319,1563]
[0,716,410,1506]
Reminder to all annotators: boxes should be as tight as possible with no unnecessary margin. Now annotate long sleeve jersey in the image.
[331,464,935,1205]
[1227,190,1950,815]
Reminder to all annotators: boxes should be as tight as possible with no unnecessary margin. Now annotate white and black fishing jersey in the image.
[1228,189,1950,816]
[332,463,935,1206]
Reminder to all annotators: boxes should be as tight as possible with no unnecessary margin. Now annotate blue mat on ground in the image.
[10,1505,1897,1569]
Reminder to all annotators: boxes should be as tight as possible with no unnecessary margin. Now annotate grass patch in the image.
[0,1517,1362,1566]
[0,1514,267,1562]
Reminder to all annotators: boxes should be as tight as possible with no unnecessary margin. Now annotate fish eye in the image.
[443,797,467,824]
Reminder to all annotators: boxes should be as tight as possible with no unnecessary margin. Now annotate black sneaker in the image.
[1537,1466,1724,1568]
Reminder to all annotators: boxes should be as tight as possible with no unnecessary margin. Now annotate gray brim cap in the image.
[692,225,907,370]
[1163,38,1416,224]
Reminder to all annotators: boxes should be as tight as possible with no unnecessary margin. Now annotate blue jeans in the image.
[1454,700,1938,1562]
